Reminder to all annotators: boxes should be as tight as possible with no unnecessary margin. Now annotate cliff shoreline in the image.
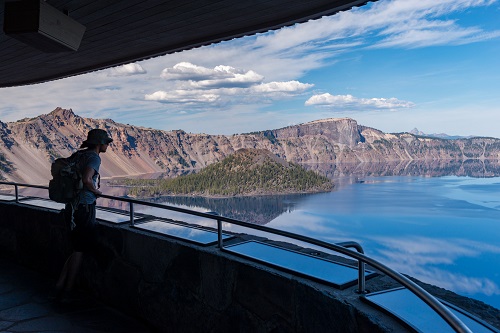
[1,107,500,184]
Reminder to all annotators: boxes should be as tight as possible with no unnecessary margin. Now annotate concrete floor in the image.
[0,257,152,333]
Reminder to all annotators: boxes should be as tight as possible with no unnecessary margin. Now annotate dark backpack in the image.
[48,151,84,204]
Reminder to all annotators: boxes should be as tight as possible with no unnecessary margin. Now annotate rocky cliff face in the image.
[0,107,499,184]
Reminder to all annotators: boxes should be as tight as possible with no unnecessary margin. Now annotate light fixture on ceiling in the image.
[3,0,86,52]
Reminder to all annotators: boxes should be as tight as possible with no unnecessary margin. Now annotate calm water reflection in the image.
[302,159,500,178]
[146,176,500,310]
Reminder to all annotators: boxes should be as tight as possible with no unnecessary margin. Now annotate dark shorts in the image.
[65,203,97,252]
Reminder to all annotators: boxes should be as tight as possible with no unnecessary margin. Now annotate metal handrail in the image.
[0,181,472,333]
[337,241,366,294]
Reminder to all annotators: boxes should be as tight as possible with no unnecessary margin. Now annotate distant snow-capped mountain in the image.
[409,128,475,140]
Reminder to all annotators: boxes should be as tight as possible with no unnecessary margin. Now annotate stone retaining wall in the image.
[0,201,403,332]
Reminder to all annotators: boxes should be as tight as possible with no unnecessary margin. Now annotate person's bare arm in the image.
[82,166,102,196]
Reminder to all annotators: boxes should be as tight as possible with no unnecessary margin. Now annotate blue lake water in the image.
[135,176,500,310]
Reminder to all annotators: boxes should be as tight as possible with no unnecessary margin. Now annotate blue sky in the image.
[0,0,499,137]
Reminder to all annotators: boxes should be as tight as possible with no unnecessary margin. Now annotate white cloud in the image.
[144,63,314,107]
[106,63,147,77]
[251,0,500,55]
[144,90,220,104]
[373,21,500,49]
[362,0,500,48]
[305,93,415,110]
[161,62,246,79]
[192,71,264,89]
[161,62,264,88]
[252,81,313,93]
[160,62,230,80]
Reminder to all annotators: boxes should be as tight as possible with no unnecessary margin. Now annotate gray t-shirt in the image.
[76,150,101,205]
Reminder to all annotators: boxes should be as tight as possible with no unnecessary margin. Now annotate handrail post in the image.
[337,241,367,293]
[217,219,223,249]
[357,261,366,294]
[14,184,19,203]
[130,202,134,226]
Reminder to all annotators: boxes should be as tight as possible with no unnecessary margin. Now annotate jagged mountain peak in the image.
[13,107,79,125]
[48,107,75,117]
[44,107,83,123]
[409,127,475,140]
[410,128,426,136]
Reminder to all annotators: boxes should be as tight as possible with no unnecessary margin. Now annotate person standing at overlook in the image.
[54,128,113,300]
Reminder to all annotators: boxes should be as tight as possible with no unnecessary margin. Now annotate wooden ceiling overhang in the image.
[0,0,374,88]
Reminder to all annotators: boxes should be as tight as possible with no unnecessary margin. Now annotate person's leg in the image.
[55,251,83,293]
[64,251,83,291]
[54,203,97,300]
[55,255,71,293]
[55,204,88,295]
[55,207,74,296]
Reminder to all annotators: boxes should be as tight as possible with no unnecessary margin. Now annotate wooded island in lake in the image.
[111,148,333,197]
